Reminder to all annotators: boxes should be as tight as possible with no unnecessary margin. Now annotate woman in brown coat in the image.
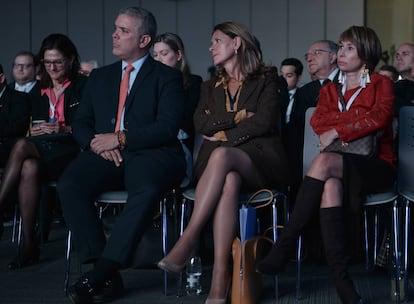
[158,21,288,303]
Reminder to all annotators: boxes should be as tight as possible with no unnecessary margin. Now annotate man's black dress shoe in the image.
[68,272,124,304]
[92,271,124,303]
[68,275,96,304]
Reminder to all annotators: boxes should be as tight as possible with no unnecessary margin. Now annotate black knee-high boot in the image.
[320,207,361,304]
[257,176,325,274]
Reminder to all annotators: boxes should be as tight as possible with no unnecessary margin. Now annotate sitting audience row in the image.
[0,5,413,304]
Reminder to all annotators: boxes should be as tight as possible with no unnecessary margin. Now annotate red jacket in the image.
[310,72,396,169]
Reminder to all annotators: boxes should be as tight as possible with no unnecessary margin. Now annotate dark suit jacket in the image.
[9,81,43,112]
[0,85,31,139]
[0,85,31,166]
[193,71,289,188]
[73,56,185,157]
[394,79,414,116]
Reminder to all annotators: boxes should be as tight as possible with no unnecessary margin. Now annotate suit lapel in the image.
[212,77,259,112]
[124,56,153,113]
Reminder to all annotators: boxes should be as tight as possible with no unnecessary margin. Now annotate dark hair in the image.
[13,50,38,66]
[213,21,265,79]
[281,57,304,76]
[119,7,157,47]
[37,33,81,88]
[0,64,3,74]
[339,25,382,72]
[154,32,191,87]
[379,64,399,82]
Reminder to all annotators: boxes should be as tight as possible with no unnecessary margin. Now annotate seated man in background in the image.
[9,51,42,105]
[394,42,414,115]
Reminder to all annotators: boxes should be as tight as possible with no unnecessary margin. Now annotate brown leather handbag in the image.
[231,235,273,304]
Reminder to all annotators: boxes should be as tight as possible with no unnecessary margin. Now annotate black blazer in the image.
[32,76,87,125]
[0,85,31,139]
[8,81,43,111]
[73,56,185,155]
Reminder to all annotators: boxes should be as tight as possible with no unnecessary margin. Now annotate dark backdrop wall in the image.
[0,0,363,82]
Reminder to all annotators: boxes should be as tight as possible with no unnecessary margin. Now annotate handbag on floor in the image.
[231,189,275,304]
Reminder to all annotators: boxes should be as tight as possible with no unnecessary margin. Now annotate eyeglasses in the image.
[395,51,413,59]
[13,63,34,69]
[42,59,66,67]
[304,49,331,60]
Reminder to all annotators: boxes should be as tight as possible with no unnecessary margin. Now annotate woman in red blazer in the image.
[258,26,396,304]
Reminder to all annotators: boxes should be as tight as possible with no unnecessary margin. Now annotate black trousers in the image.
[57,149,185,266]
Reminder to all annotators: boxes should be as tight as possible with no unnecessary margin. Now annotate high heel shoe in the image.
[205,274,231,304]
[8,246,40,269]
[157,257,186,273]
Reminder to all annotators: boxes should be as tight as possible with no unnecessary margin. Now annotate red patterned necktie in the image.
[115,64,134,131]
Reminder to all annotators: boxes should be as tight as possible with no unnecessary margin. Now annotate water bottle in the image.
[186,256,202,295]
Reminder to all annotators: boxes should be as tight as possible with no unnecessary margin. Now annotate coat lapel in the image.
[237,78,259,110]
[124,56,153,114]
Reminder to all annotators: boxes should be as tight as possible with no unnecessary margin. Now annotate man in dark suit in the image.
[8,51,42,115]
[8,51,41,104]
[57,7,186,303]
[0,63,31,167]
[279,58,304,204]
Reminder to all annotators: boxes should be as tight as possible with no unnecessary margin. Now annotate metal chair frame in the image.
[64,190,175,296]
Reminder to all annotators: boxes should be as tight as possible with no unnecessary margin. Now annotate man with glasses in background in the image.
[9,51,42,109]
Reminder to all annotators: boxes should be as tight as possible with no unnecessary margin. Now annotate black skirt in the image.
[28,133,79,180]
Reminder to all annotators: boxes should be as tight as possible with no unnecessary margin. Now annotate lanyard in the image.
[337,84,363,112]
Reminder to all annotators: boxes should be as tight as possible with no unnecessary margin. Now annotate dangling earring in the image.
[235,48,238,55]
[338,71,346,84]
[359,65,371,88]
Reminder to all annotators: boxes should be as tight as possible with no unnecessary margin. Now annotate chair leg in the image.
[373,208,379,266]
[404,200,410,303]
[175,196,189,297]
[392,200,401,303]
[271,195,279,300]
[12,205,18,243]
[64,230,72,296]
[296,236,302,301]
[161,197,168,296]
[363,208,370,270]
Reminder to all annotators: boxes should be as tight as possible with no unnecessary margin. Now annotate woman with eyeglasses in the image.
[0,33,86,269]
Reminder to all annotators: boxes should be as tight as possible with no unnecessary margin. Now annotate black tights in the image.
[0,139,41,251]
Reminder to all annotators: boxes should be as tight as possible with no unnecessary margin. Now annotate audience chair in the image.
[64,190,175,296]
[397,106,414,303]
[303,107,402,303]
